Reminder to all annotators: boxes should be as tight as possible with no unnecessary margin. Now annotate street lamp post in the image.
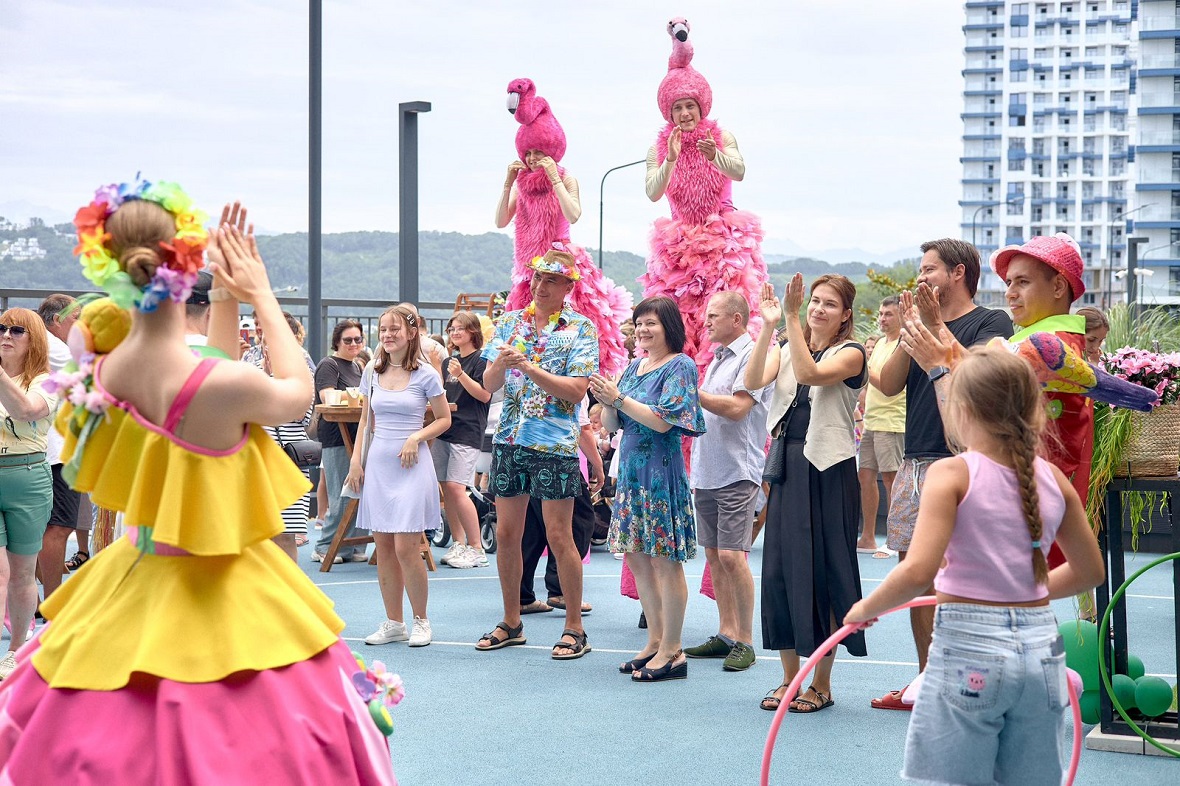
[308,0,323,357]
[597,160,645,271]
[398,101,432,305]
[1126,236,1148,322]
[970,198,1024,248]
[1104,205,1151,309]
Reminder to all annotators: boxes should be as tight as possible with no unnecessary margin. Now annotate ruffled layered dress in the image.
[639,118,767,375]
[506,167,632,376]
[0,364,396,785]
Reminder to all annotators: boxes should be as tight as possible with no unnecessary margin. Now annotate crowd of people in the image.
[0,16,1120,784]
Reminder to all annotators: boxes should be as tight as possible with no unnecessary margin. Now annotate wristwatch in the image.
[928,366,951,383]
[613,394,627,409]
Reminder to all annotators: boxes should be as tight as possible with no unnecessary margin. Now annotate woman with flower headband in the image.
[0,179,397,783]
[0,307,55,681]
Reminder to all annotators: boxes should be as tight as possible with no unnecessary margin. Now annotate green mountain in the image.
[1,222,915,323]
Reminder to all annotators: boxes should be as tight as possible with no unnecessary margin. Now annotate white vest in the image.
[766,340,863,471]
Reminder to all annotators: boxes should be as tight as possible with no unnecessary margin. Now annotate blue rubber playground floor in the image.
[292,537,1179,785]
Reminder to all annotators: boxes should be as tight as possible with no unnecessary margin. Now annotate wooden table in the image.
[315,403,436,573]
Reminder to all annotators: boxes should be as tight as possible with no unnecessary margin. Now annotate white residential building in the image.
[961,0,1180,308]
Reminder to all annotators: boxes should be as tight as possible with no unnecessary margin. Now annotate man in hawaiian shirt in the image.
[476,250,599,660]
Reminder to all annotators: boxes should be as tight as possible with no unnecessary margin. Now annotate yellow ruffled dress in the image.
[0,393,397,784]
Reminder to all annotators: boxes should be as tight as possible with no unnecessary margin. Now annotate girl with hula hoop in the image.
[845,347,1104,786]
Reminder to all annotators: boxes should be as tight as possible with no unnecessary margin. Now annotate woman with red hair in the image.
[0,307,55,678]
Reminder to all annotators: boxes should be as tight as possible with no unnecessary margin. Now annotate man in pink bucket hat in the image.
[991,233,1094,574]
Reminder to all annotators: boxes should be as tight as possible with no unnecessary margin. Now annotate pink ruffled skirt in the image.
[0,637,396,785]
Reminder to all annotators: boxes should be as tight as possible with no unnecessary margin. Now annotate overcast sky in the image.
[1,0,966,259]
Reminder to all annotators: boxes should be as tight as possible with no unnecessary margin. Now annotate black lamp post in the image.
[398,101,432,304]
[597,160,645,271]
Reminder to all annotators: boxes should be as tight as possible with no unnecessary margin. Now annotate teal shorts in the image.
[0,459,52,555]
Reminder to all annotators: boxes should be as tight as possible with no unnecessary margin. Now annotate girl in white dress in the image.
[347,305,450,648]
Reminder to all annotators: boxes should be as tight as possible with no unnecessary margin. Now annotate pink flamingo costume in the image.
[640,19,768,375]
[497,78,632,376]
[624,20,768,602]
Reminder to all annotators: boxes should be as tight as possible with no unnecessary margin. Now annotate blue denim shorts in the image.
[902,604,1067,786]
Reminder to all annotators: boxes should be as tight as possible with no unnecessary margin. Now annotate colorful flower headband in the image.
[528,243,581,282]
[74,176,209,312]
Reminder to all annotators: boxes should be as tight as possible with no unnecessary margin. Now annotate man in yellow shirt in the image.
[858,296,905,554]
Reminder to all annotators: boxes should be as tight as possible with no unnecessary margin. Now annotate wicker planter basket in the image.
[1114,402,1180,478]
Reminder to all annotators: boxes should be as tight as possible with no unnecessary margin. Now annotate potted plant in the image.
[1087,304,1180,549]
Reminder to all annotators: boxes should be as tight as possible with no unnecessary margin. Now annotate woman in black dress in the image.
[744,274,866,714]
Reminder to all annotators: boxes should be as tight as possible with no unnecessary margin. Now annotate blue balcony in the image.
[965,1,1004,6]
[1059,62,1081,72]
[963,133,1002,140]
[1030,152,1052,160]
[1032,63,1054,72]
[963,22,1005,31]
[962,66,1004,75]
[959,155,1002,163]
[960,111,1003,119]
[1057,151,1081,159]
[963,178,1002,185]
[965,44,1005,53]
[1031,197,1052,205]
[1011,14,1029,26]
[1009,103,1028,115]
[1008,149,1028,159]
[964,89,1003,97]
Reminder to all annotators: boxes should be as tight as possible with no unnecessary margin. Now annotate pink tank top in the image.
[934,451,1066,603]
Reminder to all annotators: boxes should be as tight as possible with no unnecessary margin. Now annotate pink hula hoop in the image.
[759,596,1083,786]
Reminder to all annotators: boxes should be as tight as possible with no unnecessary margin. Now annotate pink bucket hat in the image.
[657,18,712,122]
[507,78,567,163]
[991,233,1086,300]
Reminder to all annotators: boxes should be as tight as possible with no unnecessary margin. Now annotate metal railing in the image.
[0,288,484,357]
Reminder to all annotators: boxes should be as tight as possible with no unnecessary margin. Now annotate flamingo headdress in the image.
[506,78,567,163]
[656,18,713,121]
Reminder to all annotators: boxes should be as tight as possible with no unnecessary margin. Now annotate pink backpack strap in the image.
[162,358,219,435]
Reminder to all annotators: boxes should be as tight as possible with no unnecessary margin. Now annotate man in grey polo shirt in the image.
[685,292,773,672]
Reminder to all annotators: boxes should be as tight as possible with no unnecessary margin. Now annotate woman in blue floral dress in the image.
[590,296,705,683]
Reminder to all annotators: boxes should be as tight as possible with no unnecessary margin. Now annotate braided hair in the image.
[946,347,1050,585]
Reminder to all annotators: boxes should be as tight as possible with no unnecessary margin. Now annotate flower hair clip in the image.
[73,175,209,312]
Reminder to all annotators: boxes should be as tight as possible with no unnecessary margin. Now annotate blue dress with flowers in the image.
[607,354,705,562]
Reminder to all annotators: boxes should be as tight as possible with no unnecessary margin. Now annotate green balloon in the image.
[1125,654,1145,681]
[1135,677,1173,718]
[1060,620,1100,691]
[1079,689,1101,724]
[1112,674,1138,710]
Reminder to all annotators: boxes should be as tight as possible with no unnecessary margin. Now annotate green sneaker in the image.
[723,642,756,672]
[684,635,733,659]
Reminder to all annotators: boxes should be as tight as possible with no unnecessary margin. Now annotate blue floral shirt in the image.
[482,305,599,456]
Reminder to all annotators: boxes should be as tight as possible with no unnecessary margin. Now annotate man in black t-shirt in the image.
[870,238,1013,711]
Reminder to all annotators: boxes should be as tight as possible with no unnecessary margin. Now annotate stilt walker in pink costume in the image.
[625,20,769,604]
[640,18,768,375]
[496,78,632,377]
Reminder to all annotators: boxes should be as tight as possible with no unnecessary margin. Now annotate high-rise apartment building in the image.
[961,1,1180,308]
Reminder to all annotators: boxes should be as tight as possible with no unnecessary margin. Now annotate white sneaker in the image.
[470,547,488,567]
[439,542,465,565]
[408,617,432,647]
[364,619,408,645]
[347,551,370,563]
[311,551,343,565]
[0,651,16,680]
[449,545,483,569]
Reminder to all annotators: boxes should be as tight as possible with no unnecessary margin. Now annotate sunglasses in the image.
[0,325,28,337]
[341,336,365,345]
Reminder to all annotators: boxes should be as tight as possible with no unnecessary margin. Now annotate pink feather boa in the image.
[505,168,632,376]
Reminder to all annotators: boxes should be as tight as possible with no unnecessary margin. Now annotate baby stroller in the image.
[429,486,497,554]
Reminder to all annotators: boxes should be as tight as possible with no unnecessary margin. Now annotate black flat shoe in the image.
[632,652,687,682]
[638,612,647,629]
[618,653,656,674]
